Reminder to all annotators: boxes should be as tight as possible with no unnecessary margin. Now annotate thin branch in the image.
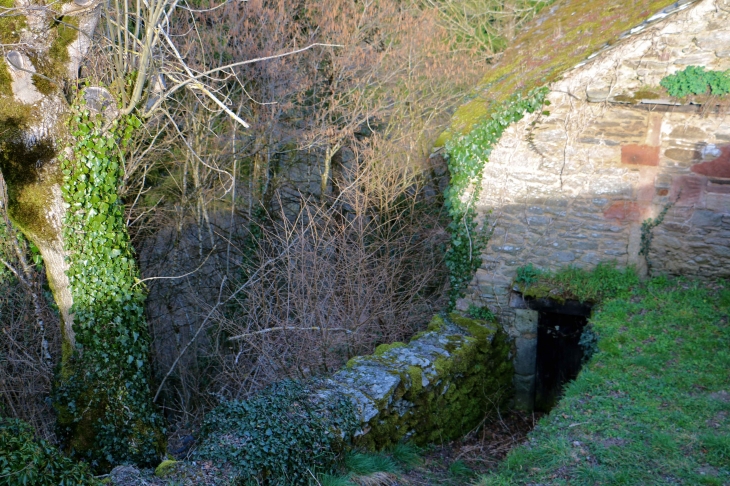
[228,327,353,342]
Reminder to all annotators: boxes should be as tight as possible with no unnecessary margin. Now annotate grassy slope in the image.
[436,0,679,146]
[480,276,730,485]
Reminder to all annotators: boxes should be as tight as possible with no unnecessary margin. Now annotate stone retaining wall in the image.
[327,314,512,448]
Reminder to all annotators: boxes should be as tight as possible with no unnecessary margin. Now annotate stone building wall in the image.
[455,0,730,406]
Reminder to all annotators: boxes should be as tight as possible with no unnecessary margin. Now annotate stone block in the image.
[526,215,551,225]
[581,253,602,265]
[514,337,537,375]
[513,309,538,334]
[513,374,535,411]
[706,193,730,213]
[622,144,660,166]
[603,201,644,221]
[673,52,718,65]
[554,251,576,262]
[690,209,724,227]
[572,241,599,251]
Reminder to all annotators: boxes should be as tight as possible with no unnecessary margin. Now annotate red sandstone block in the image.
[670,175,706,208]
[603,201,644,221]
[691,145,730,178]
[621,144,660,166]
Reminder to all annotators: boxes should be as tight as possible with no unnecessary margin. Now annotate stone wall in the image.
[331,314,511,448]
[455,0,730,406]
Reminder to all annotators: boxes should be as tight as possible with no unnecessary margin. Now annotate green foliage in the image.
[660,65,730,98]
[54,107,163,468]
[640,199,675,276]
[467,304,495,321]
[314,474,353,486]
[315,446,422,486]
[443,87,549,308]
[479,278,730,485]
[448,459,474,478]
[515,262,639,304]
[514,263,543,287]
[387,443,422,468]
[196,380,359,485]
[0,417,95,485]
[344,451,400,476]
[577,324,598,364]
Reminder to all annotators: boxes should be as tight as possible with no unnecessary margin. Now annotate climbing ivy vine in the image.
[54,106,163,468]
[443,87,549,307]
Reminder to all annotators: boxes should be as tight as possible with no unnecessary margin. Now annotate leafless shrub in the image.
[212,149,448,399]
[130,0,545,422]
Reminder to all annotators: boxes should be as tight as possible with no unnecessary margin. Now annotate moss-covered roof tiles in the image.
[437,0,691,145]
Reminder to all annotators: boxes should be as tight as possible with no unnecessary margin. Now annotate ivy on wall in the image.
[443,87,549,307]
[54,106,163,468]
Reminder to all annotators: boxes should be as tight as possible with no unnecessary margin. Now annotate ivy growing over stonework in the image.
[443,87,549,307]
[54,107,164,468]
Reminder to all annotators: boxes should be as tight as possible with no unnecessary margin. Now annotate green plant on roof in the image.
[660,66,730,98]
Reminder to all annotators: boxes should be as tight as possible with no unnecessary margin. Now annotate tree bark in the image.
[0,0,164,467]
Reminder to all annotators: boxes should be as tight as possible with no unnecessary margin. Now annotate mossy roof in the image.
[436,0,686,146]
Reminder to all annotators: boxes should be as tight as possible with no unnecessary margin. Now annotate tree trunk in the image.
[0,0,163,468]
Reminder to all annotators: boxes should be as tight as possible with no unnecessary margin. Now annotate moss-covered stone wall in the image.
[200,314,513,461]
[327,313,512,448]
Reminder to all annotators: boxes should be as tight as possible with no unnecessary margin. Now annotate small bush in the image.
[514,263,543,287]
[467,305,495,321]
[660,66,730,98]
[196,380,359,485]
[0,417,94,486]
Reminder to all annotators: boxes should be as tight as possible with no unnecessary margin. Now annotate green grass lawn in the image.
[480,276,730,485]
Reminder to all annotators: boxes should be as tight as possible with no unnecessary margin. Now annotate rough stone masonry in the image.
[456,0,730,408]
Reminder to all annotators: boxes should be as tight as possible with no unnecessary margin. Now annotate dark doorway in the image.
[534,311,588,412]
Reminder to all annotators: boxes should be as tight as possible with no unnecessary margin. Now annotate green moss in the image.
[0,0,25,95]
[356,314,513,451]
[437,0,679,145]
[448,313,496,342]
[515,263,640,304]
[155,459,177,477]
[0,129,61,244]
[32,16,79,95]
[374,342,407,356]
[614,87,665,103]
[406,366,423,394]
[426,315,446,332]
[0,62,12,97]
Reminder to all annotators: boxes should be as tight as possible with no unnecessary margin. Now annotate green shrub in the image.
[514,263,543,287]
[195,380,358,485]
[0,417,95,485]
[660,66,730,98]
[467,304,495,321]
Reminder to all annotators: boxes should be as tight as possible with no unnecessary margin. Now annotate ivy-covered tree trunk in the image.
[0,0,163,468]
